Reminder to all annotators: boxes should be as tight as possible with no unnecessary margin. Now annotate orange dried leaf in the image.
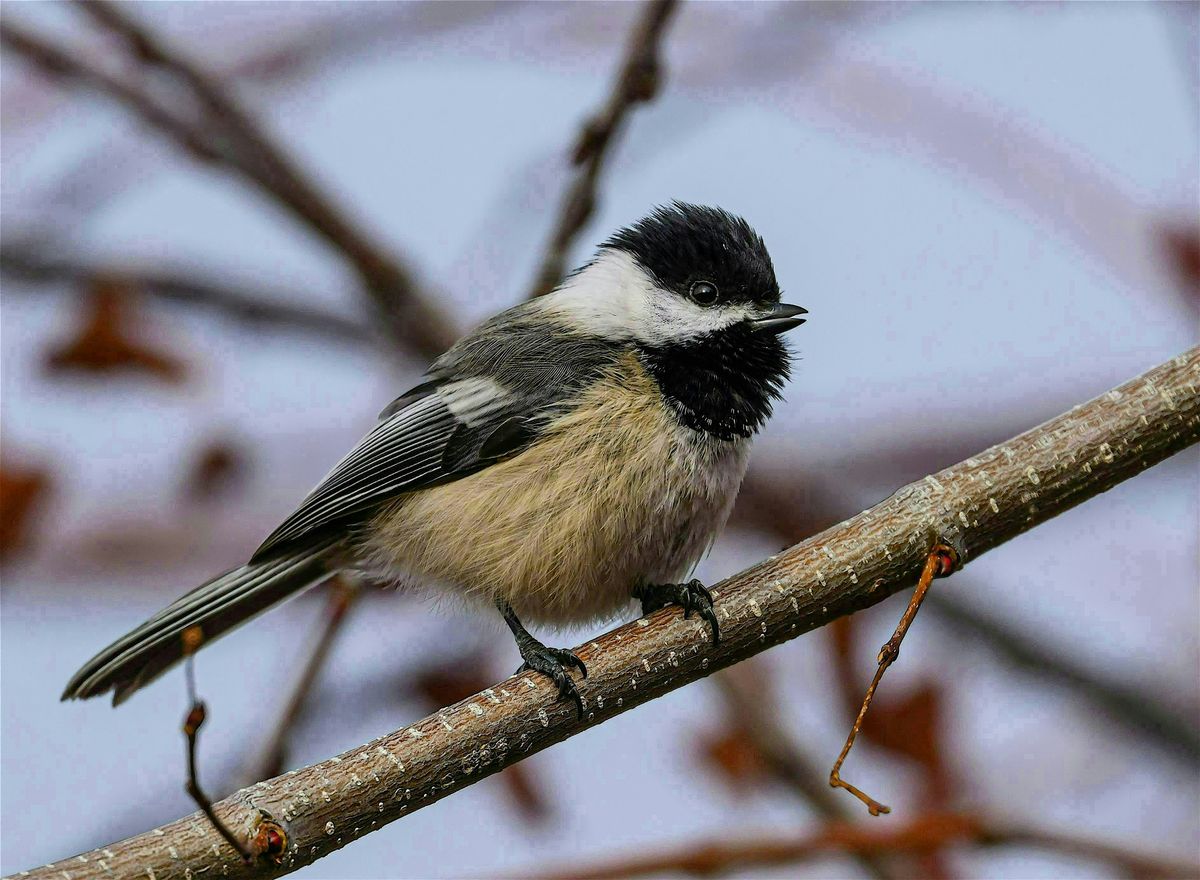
[185,441,247,501]
[1162,225,1200,296]
[44,277,186,382]
[696,727,768,794]
[0,462,50,559]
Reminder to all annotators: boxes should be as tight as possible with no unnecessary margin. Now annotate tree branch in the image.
[528,0,679,297]
[733,451,1200,764]
[14,348,1199,880]
[238,579,360,787]
[2,6,456,356]
[0,18,225,163]
[710,665,899,880]
[0,245,372,345]
[924,589,1200,763]
[531,812,1200,880]
[72,0,455,355]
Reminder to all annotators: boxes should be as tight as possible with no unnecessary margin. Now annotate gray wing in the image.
[251,381,521,561]
[251,303,622,562]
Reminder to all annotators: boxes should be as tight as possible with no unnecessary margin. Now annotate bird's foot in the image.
[515,641,587,719]
[637,579,720,646]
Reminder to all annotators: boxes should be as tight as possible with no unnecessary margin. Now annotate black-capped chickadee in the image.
[63,202,807,714]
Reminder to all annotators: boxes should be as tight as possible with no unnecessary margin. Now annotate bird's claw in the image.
[516,644,587,718]
[638,578,720,647]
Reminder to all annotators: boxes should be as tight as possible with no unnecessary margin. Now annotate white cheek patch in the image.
[539,249,754,345]
[640,295,754,345]
[538,250,656,339]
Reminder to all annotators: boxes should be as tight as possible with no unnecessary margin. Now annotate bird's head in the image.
[545,202,805,347]
[543,203,806,439]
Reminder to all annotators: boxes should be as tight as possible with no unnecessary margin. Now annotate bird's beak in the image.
[749,302,807,334]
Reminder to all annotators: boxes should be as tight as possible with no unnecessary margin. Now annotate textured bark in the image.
[13,346,1199,880]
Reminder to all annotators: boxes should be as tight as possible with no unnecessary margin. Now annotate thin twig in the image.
[529,813,1200,880]
[528,0,680,297]
[829,545,957,816]
[180,627,254,864]
[0,245,373,345]
[15,348,1198,880]
[0,19,224,163]
[240,579,360,786]
[711,665,899,880]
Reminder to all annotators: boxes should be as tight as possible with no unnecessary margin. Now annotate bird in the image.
[62,202,807,715]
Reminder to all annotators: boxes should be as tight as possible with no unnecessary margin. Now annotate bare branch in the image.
[710,665,898,880]
[0,18,224,163]
[14,348,1197,879]
[239,580,360,787]
[828,545,956,816]
[2,6,457,356]
[0,245,373,345]
[925,589,1200,762]
[531,813,1200,880]
[180,628,256,864]
[528,0,679,297]
[70,0,456,354]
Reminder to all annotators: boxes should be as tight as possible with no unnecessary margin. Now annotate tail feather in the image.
[62,542,337,705]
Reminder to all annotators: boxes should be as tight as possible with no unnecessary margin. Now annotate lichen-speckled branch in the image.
[13,347,1199,880]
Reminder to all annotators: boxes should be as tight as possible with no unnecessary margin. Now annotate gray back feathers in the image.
[251,302,624,561]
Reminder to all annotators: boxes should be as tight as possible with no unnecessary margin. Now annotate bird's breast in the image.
[363,352,750,625]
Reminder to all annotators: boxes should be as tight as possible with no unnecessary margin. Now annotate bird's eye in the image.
[689,281,719,306]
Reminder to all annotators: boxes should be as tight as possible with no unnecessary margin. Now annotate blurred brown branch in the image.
[924,588,1200,763]
[531,812,1200,880]
[0,17,224,162]
[17,348,1199,880]
[0,458,52,561]
[528,0,679,297]
[709,664,898,880]
[239,578,360,787]
[1161,222,1200,316]
[1,4,455,355]
[0,245,373,345]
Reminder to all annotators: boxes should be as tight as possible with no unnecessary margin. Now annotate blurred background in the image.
[1,2,1197,878]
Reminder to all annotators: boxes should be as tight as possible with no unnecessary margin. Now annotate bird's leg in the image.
[497,600,587,718]
[634,579,720,647]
